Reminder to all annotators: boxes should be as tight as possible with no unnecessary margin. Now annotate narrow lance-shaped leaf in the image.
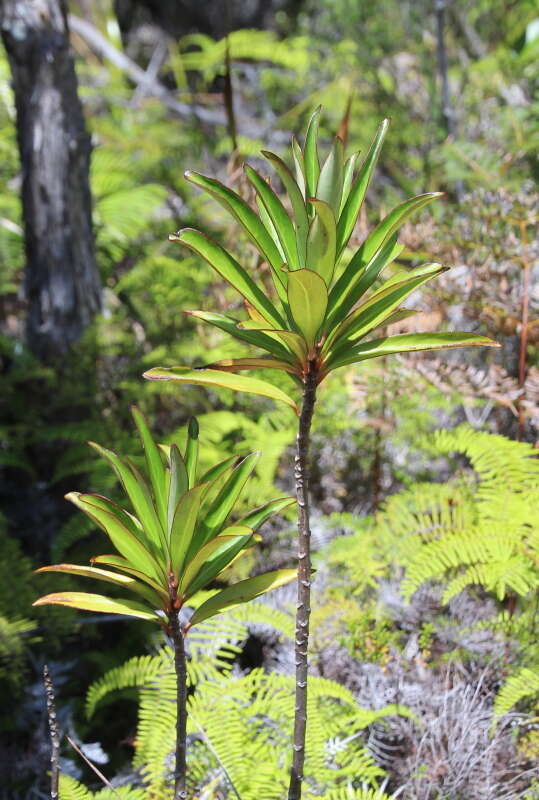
[198,455,237,485]
[87,443,167,555]
[179,533,251,595]
[170,483,207,579]
[326,332,500,371]
[131,407,167,532]
[340,151,360,215]
[328,189,444,325]
[195,452,260,547]
[143,367,299,415]
[33,592,160,622]
[287,269,328,350]
[305,199,337,284]
[167,444,188,533]
[185,310,293,361]
[35,564,163,608]
[358,192,443,266]
[317,137,344,214]
[236,496,295,530]
[70,497,167,583]
[326,237,404,334]
[91,554,169,601]
[262,150,309,268]
[186,568,298,629]
[303,106,322,203]
[183,528,255,598]
[204,357,301,375]
[65,492,143,539]
[291,136,306,198]
[327,263,446,354]
[245,165,300,271]
[173,229,287,329]
[183,170,287,295]
[336,118,390,256]
[184,417,199,489]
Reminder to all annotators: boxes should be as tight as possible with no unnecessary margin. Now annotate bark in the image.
[0,0,101,362]
[170,610,188,800]
[288,362,317,800]
[43,665,60,800]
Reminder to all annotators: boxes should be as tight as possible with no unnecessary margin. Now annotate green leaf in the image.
[183,171,286,289]
[131,407,167,531]
[336,118,390,255]
[184,417,199,489]
[262,150,309,268]
[326,234,403,328]
[204,356,300,375]
[340,151,360,214]
[291,136,306,198]
[170,483,206,579]
[67,495,166,583]
[326,332,499,371]
[175,229,287,329]
[198,455,237,485]
[33,591,160,622]
[65,491,143,539]
[87,443,166,555]
[35,563,163,607]
[183,527,255,597]
[287,269,328,349]
[305,199,337,284]
[303,106,322,201]
[236,496,295,530]
[91,555,168,601]
[328,263,445,352]
[245,165,300,271]
[355,192,443,266]
[187,568,297,629]
[143,367,299,415]
[179,532,251,595]
[167,445,188,533]
[196,452,260,547]
[185,310,293,361]
[317,137,344,213]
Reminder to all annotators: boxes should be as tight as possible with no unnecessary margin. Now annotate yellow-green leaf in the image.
[143,367,299,415]
[35,563,163,607]
[33,592,160,622]
[287,269,328,349]
[187,568,297,629]
[306,199,337,284]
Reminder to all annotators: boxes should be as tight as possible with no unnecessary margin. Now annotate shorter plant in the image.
[34,407,296,799]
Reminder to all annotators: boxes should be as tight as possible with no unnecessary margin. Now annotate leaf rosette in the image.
[34,408,296,633]
[144,109,497,406]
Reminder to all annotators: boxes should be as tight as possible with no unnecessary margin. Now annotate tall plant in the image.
[34,407,296,800]
[144,109,498,799]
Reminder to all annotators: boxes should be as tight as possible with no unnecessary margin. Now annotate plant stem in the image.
[288,361,317,800]
[170,611,188,800]
[43,664,60,800]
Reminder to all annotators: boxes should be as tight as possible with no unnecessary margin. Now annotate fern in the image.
[494,667,539,718]
[58,774,146,800]
[84,604,401,799]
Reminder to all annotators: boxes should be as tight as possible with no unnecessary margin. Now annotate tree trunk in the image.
[0,0,101,362]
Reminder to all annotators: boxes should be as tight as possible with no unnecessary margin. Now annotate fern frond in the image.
[494,667,539,717]
[58,775,92,800]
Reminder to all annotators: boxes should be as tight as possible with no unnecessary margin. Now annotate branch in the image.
[67,14,226,126]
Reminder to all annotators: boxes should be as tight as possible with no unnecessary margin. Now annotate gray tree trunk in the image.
[0,0,101,362]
